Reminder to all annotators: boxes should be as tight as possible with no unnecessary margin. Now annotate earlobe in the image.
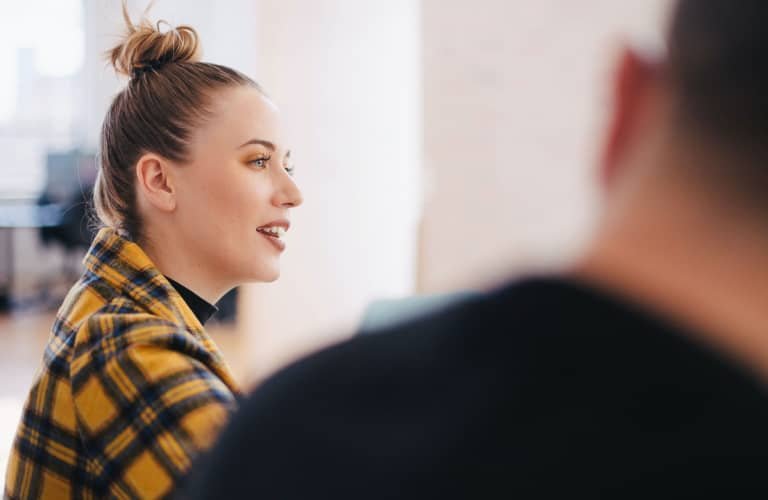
[135,154,176,212]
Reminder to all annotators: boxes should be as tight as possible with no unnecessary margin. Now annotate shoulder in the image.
[70,298,222,386]
[262,292,486,395]
[73,299,178,352]
[183,279,579,497]
[235,276,735,418]
[186,277,768,499]
[228,282,541,436]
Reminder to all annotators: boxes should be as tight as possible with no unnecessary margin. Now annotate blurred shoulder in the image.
[238,275,653,411]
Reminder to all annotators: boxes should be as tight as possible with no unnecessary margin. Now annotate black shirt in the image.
[166,277,218,326]
[183,278,768,499]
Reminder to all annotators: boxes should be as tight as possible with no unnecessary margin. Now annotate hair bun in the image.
[109,2,201,78]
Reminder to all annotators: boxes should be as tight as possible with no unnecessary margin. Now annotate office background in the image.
[0,0,669,482]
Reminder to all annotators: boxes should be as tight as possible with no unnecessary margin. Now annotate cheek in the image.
[181,166,280,280]
[222,169,273,221]
[183,165,273,243]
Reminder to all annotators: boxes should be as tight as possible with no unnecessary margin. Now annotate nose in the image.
[271,169,304,209]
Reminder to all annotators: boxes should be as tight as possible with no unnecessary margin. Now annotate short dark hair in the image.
[667,1,768,154]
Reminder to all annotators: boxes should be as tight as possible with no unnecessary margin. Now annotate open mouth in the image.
[256,226,286,239]
[257,224,288,251]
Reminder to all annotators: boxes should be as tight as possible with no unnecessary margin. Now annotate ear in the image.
[135,153,176,212]
[599,46,658,190]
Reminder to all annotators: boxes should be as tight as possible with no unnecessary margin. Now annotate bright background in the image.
[0,0,670,483]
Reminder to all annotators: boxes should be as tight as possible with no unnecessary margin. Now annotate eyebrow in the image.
[238,138,275,150]
[238,139,292,159]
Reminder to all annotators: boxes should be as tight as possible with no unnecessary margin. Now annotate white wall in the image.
[80,0,259,149]
[239,0,423,384]
[419,0,671,292]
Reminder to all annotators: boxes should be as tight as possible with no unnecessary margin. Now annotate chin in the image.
[263,272,280,283]
[254,266,280,283]
[242,259,280,283]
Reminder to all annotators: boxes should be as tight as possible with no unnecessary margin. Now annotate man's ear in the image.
[599,45,659,190]
[135,153,176,212]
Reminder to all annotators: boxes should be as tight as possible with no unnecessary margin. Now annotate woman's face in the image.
[171,85,303,285]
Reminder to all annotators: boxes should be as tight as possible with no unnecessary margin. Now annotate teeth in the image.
[260,226,286,238]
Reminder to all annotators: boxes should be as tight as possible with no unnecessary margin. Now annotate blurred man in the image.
[184,1,768,497]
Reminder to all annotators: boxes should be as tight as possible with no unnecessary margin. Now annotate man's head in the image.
[600,0,768,216]
[580,0,768,376]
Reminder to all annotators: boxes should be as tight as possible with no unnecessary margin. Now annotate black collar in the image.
[165,277,218,326]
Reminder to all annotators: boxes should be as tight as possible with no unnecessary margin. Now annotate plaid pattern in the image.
[4,228,241,499]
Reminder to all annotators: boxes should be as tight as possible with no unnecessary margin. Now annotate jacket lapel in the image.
[83,228,241,394]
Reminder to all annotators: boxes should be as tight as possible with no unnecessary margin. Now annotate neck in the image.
[572,179,768,381]
[138,229,232,305]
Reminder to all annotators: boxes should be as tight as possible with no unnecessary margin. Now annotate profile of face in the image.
[144,86,303,286]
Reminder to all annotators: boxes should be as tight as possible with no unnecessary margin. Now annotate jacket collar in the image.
[82,227,241,392]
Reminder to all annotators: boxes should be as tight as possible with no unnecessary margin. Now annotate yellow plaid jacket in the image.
[4,228,241,499]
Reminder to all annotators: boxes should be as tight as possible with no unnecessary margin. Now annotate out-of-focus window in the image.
[0,0,85,199]
[0,0,91,311]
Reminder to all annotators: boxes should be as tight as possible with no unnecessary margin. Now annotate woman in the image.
[4,5,302,499]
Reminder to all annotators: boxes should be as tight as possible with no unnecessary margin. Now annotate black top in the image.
[166,277,218,326]
[183,278,768,499]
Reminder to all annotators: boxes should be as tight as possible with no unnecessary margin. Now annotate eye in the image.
[249,156,271,169]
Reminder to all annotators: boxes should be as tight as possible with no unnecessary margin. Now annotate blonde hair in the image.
[93,1,260,240]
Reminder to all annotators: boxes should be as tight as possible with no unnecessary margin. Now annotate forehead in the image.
[194,86,283,149]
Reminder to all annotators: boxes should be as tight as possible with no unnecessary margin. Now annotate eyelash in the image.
[249,156,296,176]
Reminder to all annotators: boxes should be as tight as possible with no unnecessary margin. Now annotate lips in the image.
[257,220,290,251]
